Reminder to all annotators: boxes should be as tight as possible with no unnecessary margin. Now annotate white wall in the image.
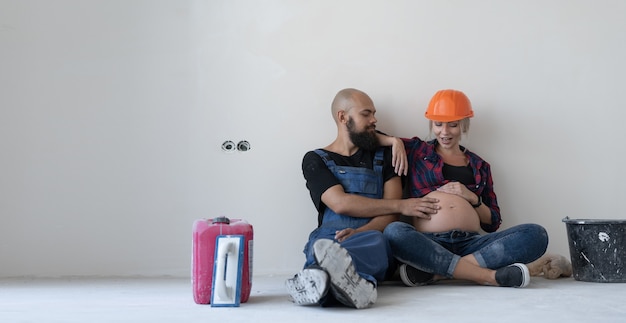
[1,0,625,277]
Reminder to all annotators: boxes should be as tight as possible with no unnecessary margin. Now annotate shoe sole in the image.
[398,264,418,287]
[285,268,329,305]
[313,239,377,309]
[398,263,435,287]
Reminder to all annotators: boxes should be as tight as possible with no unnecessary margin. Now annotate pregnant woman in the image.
[380,89,548,288]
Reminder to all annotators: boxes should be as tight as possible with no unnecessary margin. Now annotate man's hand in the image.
[390,137,408,176]
[401,197,440,219]
[335,228,356,242]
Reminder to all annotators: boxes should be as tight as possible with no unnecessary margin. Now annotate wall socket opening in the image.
[237,140,251,152]
[221,140,236,152]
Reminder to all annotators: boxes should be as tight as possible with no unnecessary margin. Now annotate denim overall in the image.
[302,148,393,284]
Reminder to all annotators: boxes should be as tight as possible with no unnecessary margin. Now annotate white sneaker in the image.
[313,239,377,309]
[285,268,329,305]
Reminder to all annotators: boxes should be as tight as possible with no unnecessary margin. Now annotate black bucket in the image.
[562,217,626,283]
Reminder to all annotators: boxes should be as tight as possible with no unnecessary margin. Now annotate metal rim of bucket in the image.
[562,216,626,225]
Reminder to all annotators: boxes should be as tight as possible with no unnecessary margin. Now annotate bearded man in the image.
[285,88,439,309]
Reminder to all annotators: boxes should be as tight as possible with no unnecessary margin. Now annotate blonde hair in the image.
[428,118,471,134]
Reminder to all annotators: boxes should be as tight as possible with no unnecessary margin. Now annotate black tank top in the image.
[442,163,475,185]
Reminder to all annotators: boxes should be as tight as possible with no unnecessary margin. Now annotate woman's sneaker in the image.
[495,263,530,288]
[312,239,377,309]
[398,263,435,287]
[285,268,329,305]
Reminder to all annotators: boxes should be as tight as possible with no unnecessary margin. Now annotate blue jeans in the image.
[383,221,548,278]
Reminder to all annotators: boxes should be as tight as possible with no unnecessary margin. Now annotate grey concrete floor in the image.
[0,274,623,323]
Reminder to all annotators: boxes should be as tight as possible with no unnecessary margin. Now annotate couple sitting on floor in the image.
[285,88,548,309]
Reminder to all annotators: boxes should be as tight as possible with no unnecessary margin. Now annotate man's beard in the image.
[347,117,379,151]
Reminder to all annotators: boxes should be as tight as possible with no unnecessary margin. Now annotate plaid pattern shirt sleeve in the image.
[402,137,502,232]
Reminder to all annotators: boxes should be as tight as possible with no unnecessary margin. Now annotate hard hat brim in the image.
[425,111,474,122]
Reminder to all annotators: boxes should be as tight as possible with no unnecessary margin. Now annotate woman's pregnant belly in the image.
[413,191,481,233]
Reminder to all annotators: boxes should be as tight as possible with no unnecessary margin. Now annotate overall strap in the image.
[314,149,336,168]
[373,147,384,192]
[373,147,384,175]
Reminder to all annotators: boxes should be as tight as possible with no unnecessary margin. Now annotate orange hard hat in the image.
[424,89,474,122]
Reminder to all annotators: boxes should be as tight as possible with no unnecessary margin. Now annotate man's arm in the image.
[321,181,402,219]
[328,176,442,242]
[376,132,408,176]
[321,178,439,220]
[333,176,403,242]
[352,176,403,232]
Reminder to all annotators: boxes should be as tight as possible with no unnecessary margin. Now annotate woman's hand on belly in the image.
[436,182,474,203]
[413,191,481,233]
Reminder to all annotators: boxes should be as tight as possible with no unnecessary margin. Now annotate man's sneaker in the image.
[312,239,377,309]
[495,263,530,288]
[285,268,330,305]
[398,263,435,287]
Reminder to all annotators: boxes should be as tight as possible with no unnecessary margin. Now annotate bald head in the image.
[331,88,373,122]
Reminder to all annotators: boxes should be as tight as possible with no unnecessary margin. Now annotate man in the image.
[285,88,439,309]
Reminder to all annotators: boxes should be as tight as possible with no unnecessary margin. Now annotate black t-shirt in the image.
[301,147,397,225]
